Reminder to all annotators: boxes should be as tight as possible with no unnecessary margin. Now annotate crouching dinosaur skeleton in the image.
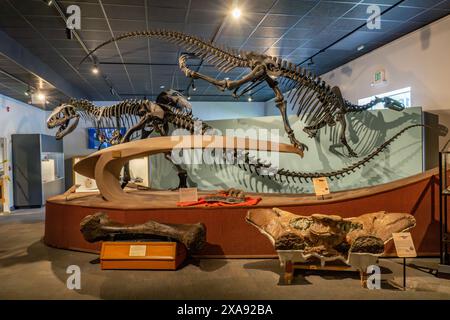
[81,29,406,157]
[47,90,422,188]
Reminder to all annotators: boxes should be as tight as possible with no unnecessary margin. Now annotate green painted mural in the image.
[148,107,423,194]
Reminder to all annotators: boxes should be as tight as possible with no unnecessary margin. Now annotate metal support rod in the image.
[440,152,444,265]
[403,257,406,290]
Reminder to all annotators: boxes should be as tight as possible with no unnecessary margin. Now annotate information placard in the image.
[129,245,147,257]
[312,177,330,198]
[178,187,198,203]
[392,232,417,258]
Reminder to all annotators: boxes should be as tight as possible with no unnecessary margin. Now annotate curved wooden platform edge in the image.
[73,135,303,203]
[44,168,445,257]
[47,168,438,210]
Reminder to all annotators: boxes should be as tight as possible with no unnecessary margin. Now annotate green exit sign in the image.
[374,70,385,84]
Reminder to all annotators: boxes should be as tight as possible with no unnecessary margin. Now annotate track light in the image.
[232,8,241,19]
[25,86,32,97]
[191,82,197,91]
[91,65,99,74]
[37,92,46,101]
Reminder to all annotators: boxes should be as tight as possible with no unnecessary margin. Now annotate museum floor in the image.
[1,209,450,300]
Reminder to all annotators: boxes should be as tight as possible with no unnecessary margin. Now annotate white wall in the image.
[60,100,266,159]
[320,15,450,147]
[0,94,49,211]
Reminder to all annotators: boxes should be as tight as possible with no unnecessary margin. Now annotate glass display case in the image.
[12,134,65,207]
[41,152,64,183]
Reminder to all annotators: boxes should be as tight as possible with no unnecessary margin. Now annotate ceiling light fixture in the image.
[357,44,365,51]
[25,86,33,97]
[191,82,197,91]
[160,85,165,89]
[36,92,46,102]
[248,96,253,102]
[91,65,99,74]
[232,8,241,19]
[47,0,53,6]
[187,96,191,100]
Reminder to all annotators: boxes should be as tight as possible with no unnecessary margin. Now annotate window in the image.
[358,87,411,110]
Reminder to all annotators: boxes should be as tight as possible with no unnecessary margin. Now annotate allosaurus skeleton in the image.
[81,29,406,157]
[47,90,422,188]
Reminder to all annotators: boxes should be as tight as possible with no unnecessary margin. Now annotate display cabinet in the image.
[12,134,64,208]
[439,140,450,273]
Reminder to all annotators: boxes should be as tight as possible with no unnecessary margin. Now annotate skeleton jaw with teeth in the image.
[46,104,80,140]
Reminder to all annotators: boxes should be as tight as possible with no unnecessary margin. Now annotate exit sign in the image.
[373,69,386,85]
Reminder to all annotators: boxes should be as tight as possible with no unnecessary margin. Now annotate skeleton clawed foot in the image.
[288,134,308,155]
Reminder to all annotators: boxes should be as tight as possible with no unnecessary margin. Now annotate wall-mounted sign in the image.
[178,187,198,203]
[372,69,387,87]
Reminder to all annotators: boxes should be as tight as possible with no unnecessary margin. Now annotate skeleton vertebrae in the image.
[81,29,406,157]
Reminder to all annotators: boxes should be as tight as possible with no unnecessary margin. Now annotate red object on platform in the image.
[177,195,261,207]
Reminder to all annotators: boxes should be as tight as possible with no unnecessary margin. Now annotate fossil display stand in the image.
[279,251,379,286]
[45,167,444,257]
[100,241,186,270]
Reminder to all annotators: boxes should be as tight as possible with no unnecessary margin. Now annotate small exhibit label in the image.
[392,232,417,258]
[179,187,198,202]
[129,245,147,257]
[312,177,330,197]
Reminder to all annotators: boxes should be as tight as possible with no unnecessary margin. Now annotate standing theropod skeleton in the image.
[48,90,422,187]
[81,30,405,157]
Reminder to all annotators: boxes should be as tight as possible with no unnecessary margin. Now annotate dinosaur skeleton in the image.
[47,91,422,186]
[80,29,405,157]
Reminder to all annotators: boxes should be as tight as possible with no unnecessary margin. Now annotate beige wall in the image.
[321,15,450,147]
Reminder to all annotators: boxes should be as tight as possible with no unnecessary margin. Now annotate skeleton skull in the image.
[47,103,80,139]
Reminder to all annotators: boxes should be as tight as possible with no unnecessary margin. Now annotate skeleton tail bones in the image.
[167,108,422,183]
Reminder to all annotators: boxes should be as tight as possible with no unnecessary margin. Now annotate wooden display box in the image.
[100,241,187,270]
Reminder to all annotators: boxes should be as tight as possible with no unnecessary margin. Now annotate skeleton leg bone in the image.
[335,112,358,157]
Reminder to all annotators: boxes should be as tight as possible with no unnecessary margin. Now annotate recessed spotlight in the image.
[232,8,241,19]
[160,85,165,89]
[225,77,230,81]
[187,96,191,100]
[357,44,365,51]
[47,0,53,6]
[248,96,253,102]
[91,66,99,74]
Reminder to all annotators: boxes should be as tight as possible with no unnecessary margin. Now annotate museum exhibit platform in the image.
[45,168,444,258]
